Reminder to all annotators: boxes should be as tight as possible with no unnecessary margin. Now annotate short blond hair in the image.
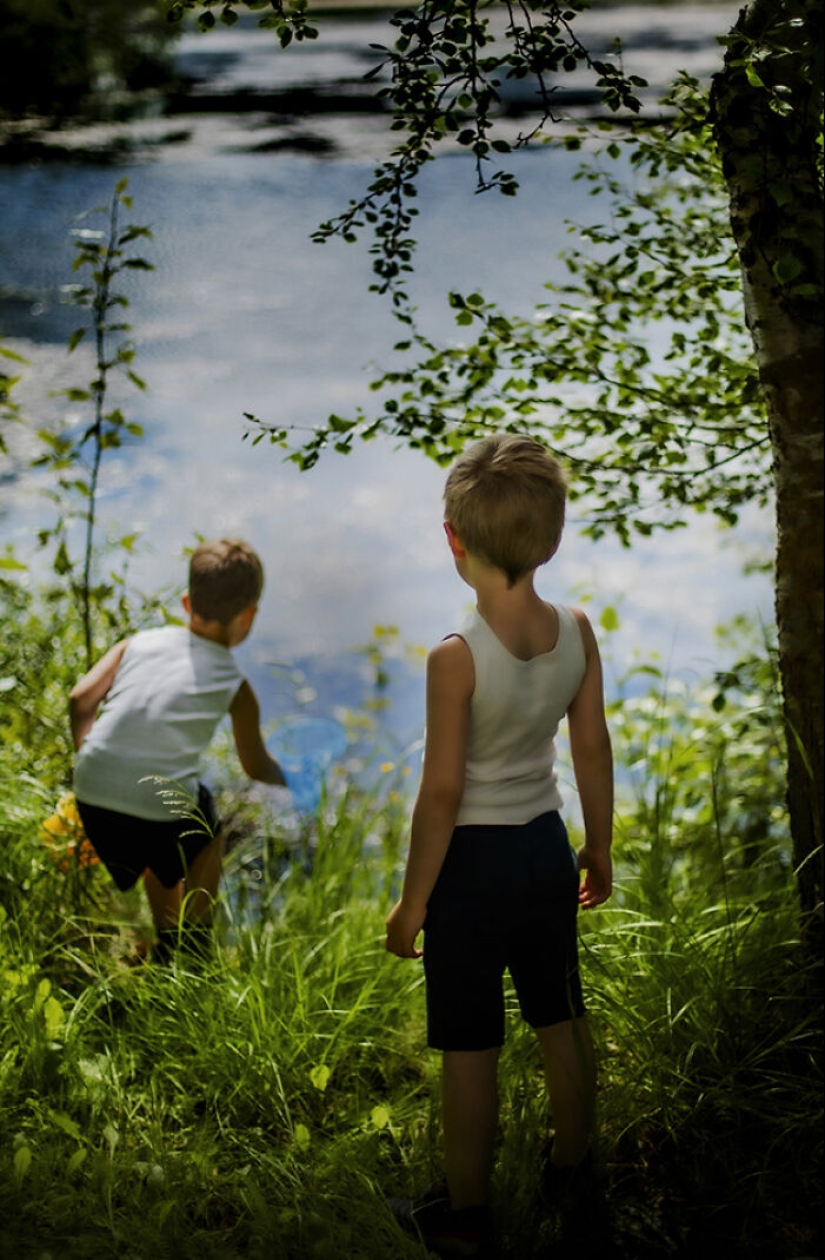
[444,434,566,585]
[188,538,264,624]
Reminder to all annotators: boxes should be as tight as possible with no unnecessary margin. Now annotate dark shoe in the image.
[150,928,178,966]
[387,1181,495,1257]
[540,1136,595,1204]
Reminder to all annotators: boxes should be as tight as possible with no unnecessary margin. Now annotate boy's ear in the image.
[182,591,192,615]
[444,521,466,559]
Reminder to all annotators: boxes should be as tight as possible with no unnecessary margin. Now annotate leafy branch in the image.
[310,0,645,314]
[165,0,645,315]
[246,78,770,541]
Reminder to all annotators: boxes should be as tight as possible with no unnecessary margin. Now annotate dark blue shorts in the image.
[423,811,585,1051]
[76,783,218,892]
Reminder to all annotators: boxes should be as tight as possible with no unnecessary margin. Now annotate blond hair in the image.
[444,434,566,585]
[188,538,264,624]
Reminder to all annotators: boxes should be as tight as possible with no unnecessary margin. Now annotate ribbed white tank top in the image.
[74,625,244,820]
[453,604,586,826]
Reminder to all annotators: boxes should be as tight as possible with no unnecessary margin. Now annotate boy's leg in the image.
[442,1046,501,1208]
[143,868,183,930]
[183,829,225,923]
[535,1016,596,1167]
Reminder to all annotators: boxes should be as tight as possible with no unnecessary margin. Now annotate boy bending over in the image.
[386,435,613,1255]
[70,538,285,962]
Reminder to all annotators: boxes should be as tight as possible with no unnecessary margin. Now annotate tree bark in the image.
[712,0,824,921]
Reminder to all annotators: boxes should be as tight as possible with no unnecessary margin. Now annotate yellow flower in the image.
[41,793,98,870]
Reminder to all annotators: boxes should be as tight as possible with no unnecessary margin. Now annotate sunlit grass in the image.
[0,597,821,1258]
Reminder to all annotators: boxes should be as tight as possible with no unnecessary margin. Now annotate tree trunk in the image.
[712,0,824,922]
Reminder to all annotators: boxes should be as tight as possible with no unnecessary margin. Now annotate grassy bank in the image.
[0,593,822,1259]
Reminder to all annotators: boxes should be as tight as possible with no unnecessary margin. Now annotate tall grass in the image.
[0,592,822,1258]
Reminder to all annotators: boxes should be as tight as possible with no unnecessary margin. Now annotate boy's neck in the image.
[184,600,256,649]
[471,567,558,659]
[475,574,542,620]
[465,555,540,616]
[188,618,233,648]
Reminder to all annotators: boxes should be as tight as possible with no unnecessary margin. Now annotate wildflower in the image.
[41,793,99,871]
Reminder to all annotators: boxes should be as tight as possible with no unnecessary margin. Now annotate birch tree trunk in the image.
[712,0,824,920]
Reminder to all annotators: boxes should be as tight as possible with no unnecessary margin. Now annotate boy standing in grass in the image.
[386,434,613,1256]
[70,538,285,963]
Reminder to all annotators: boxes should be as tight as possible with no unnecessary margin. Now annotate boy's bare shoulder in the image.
[427,635,475,693]
[570,606,598,649]
[429,633,473,664]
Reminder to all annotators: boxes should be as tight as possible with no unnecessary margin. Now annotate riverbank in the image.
[0,578,821,1260]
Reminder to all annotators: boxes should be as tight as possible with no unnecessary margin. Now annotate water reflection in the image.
[1,2,771,746]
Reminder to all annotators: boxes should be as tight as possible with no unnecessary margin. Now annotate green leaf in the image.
[67,329,87,353]
[772,254,802,284]
[48,1110,85,1144]
[52,388,91,402]
[0,345,29,364]
[44,996,65,1039]
[13,1146,32,1186]
[769,182,793,207]
[309,1064,331,1092]
[599,605,620,632]
[53,542,72,576]
[370,1105,390,1130]
[67,1148,88,1176]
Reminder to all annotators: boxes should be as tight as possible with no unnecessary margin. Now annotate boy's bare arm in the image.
[568,610,614,909]
[69,640,129,751]
[229,681,286,786]
[386,636,473,959]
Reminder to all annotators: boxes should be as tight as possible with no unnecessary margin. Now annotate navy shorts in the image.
[423,811,585,1051]
[76,784,218,892]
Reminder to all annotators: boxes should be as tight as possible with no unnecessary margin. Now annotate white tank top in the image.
[453,604,586,826]
[74,625,244,821]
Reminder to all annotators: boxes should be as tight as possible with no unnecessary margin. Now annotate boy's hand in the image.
[385,899,425,959]
[577,846,612,909]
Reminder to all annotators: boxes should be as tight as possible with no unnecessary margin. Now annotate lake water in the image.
[0,3,772,758]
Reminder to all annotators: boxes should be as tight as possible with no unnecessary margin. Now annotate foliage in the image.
[30,179,153,668]
[607,622,788,910]
[0,343,27,457]
[248,75,770,543]
[0,0,178,119]
[167,0,645,311]
[0,582,81,797]
[0,610,821,1258]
